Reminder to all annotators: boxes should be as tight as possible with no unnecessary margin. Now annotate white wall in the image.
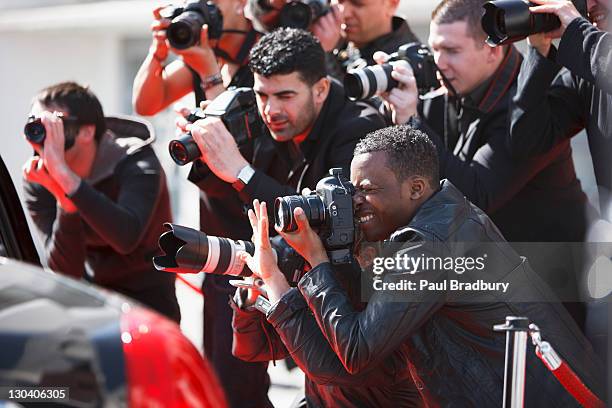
[0,0,437,231]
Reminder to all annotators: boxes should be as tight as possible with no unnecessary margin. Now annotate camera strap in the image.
[214,29,259,66]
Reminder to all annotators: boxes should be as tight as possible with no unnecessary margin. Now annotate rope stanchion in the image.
[529,324,605,408]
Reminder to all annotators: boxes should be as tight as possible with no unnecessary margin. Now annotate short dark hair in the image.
[354,125,439,188]
[249,28,326,85]
[432,0,488,44]
[34,81,106,142]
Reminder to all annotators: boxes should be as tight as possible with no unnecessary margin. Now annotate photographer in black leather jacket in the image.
[185,28,385,407]
[241,126,604,406]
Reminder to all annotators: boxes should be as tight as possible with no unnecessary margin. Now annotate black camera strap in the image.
[214,29,258,66]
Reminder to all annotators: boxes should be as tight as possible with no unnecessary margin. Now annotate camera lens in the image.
[169,133,202,166]
[274,195,325,232]
[24,118,46,145]
[279,2,312,29]
[153,224,256,276]
[482,0,561,46]
[167,11,205,49]
[344,64,397,100]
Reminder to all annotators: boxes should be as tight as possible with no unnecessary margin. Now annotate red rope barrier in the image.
[176,274,204,297]
[530,325,605,408]
[540,358,605,408]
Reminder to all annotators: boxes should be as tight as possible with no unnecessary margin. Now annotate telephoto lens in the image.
[344,64,397,101]
[153,223,256,276]
[153,223,308,282]
[274,195,326,233]
[481,0,586,45]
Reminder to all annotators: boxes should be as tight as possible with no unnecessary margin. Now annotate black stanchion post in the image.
[494,316,530,408]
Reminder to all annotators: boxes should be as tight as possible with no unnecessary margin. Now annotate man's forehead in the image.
[351,151,389,182]
[253,72,304,92]
[429,20,470,46]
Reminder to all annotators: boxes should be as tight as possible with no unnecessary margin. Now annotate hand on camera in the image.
[276,207,329,269]
[151,6,220,78]
[188,116,248,183]
[238,200,289,303]
[173,25,221,78]
[373,51,418,125]
[150,6,171,63]
[527,0,582,55]
[311,4,343,52]
[232,277,268,309]
[530,0,582,34]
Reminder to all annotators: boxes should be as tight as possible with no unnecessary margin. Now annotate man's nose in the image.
[263,99,280,117]
[353,191,365,207]
[435,52,448,71]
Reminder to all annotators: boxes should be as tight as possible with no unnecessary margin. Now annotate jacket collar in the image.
[87,115,155,184]
[359,16,418,62]
[475,45,522,114]
[390,180,468,242]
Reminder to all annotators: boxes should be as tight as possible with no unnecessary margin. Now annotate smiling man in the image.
[242,125,605,406]
[187,27,385,406]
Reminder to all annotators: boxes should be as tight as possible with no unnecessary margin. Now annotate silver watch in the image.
[232,164,255,192]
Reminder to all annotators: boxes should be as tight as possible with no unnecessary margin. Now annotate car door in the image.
[0,154,40,265]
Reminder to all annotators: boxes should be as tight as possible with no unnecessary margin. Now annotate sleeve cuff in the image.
[266,287,307,327]
[558,17,594,71]
[55,206,83,234]
[297,262,338,300]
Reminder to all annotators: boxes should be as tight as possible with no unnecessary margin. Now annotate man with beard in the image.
[241,126,605,406]
[186,27,385,406]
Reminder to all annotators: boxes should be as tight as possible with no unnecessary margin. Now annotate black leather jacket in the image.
[283,180,604,407]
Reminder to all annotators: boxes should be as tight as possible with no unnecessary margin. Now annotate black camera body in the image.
[163,0,223,49]
[344,42,440,101]
[169,87,266,166]
[481,0,587,46]
[279,0,330,29]
[275,168,356,265]
[153,224,306,283]
[24,115,80,150]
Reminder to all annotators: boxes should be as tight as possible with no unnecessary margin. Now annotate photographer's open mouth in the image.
[357,213,375,224]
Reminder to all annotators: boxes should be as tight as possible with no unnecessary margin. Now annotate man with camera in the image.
[318,0,420,80]
[21,81,180,322]
[133,0,258,116]
[371,0,590,327]
[133,2,267,405]
[508,0,611,359]
[183,28,385,406]
[241,125,604,406]
[509,0,610,212]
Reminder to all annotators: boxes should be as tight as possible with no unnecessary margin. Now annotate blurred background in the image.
[0,1,600,405]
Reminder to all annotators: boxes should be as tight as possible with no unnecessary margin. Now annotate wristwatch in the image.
[232,164,256,192]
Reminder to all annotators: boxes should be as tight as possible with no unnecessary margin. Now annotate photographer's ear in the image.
[79,124,96,144]
[405,176,428,200]
[312,77,330,105]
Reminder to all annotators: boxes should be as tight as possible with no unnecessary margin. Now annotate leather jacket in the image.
[282,180,604,407]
